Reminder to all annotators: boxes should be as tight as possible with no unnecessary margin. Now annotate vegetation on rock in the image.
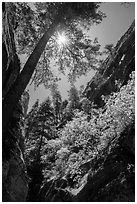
[24,70,134,201]
[2,2,135,202]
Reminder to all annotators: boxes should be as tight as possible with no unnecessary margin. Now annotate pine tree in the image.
[50,84,62,127]
[25,99,39,139]
[25,97,55,166]
[67,85,80,111]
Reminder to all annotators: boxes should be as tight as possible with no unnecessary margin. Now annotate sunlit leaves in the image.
[99,71,135,146]
[40,71,135,184]
[24,70,135,187]
[12,2,105,86]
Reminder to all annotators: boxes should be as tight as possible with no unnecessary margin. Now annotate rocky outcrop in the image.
[37,125,135,202]
[2,3,28,201]
[38,177,72,202]
[71,123,135,202]
[83,20,135,107]
[70,21,135,202]
[38,122,134,202]
[2,101,28,202]
[69,21,135,202]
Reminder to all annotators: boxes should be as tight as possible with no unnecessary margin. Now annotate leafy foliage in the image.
[38,71,134,185]
[67,85,80,111]
[50,84,63,126]
[100,71,135,145]
[24,70,134,201]
[13,2,105,86]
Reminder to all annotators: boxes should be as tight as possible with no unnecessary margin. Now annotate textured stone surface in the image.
[2,3,28,201]
[3,157,28,201]
[83,20,135,107]
[71,136,135,202]
[2,100,28,202]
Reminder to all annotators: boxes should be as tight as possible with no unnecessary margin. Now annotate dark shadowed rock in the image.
[38,177,73,202]
[2,3,28,201]
[83,20,135,107]
[69,125,135,202]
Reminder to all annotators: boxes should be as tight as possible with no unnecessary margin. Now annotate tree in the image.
[25,97,58,201]
[67,85,80,111]
[3,2,105,135]
[25,99,39,138]
[103,43,115,59]
[56,85,81,128]
[50,83,62,127]
[79,85,85,98]
[15,2,103,86]
[80,97,92,114]
[25,97,55,149]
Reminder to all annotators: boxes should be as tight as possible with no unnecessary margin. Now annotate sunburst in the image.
[56,32,69,47]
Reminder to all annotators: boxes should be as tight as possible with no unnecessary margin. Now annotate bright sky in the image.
[26,2,135,112]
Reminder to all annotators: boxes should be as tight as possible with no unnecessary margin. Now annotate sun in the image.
[57,32,69,47]
[58,34,66,45]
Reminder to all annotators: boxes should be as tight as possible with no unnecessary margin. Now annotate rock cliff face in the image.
[71,21,135,201]
[71,21,135,202]
[83,20,135,107]
[2,3,28,201]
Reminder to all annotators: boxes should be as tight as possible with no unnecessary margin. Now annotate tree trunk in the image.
[3,16,61,135]
[36,132,43,162]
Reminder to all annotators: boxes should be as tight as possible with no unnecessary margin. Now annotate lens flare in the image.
[57,32,68,46]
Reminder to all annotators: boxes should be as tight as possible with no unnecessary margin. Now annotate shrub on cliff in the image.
[41,71,134,186]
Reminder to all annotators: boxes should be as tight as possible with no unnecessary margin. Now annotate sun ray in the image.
[57,32,69,47]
